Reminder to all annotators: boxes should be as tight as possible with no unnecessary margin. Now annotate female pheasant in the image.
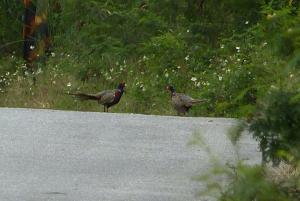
[166,85,205,116]
[69,81,125,112]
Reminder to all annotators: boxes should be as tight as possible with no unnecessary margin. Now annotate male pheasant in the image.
[166,85,205,116]
[69,81,125,112]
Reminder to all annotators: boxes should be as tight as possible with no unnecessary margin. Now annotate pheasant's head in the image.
[166,85,175,94]
[118,81,126,92]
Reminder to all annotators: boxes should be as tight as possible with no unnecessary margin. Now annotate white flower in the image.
[186,29,190,33]
[237,58,241,62]
[52,80,56,85]
[67,54,70,57]
[36,68,42,75]
[67,82,72,87]
[191,77,197,82]
[165,73,169,78]
[6,72,10,76]
[196,82,201,87]
[245,21,249,25]
[220,44,224,49]
[236,47,240,50]
[185,55,189,61]
[290,74,294,78]
[218,76,223,81]
[30,45,35,50]
[51,52,55,57]
[177,66,181,69]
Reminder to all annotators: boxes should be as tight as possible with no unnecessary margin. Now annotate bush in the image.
[218,164,292,201]
[250,88,300,164]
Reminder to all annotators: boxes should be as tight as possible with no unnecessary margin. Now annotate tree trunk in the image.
[23,0,37,65]
[23,0,51,68]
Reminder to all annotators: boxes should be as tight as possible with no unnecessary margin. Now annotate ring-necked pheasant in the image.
[166,85,206,116]
[68,81,125,112]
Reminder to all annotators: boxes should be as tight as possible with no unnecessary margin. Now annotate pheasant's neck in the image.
[117,87,124,93]
[116,89,124,98]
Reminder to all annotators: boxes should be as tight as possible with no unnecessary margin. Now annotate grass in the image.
[0,59,180,116]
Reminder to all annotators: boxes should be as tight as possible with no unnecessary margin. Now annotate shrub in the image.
[250,88,300,164]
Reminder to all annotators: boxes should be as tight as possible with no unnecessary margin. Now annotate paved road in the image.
[0,108,261,201]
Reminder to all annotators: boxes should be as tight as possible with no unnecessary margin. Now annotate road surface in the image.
[0,108,261,201]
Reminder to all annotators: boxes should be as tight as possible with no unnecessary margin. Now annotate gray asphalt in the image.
[0,108,261,201]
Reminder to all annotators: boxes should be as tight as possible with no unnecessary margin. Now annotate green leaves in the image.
[250,89,300,164]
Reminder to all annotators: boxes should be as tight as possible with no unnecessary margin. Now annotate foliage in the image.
[0,1,23,54]
[219,164,292,201]
[1,1,300,201]
[250,87,300,164]
[0,0,299,118]
[202,163,298,201]
[192,132,300,201]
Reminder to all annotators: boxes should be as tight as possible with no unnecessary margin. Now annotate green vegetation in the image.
[197,68,300,200]
[0,0,299,117]
[1,1,300,200]
[197,161,300,201]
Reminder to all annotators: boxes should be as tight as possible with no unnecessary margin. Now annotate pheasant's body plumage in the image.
[167,85,205,116]
[69,82,125,112]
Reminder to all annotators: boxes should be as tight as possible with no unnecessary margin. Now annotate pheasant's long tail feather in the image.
[68,92,99,101]
[191,99,207,104]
